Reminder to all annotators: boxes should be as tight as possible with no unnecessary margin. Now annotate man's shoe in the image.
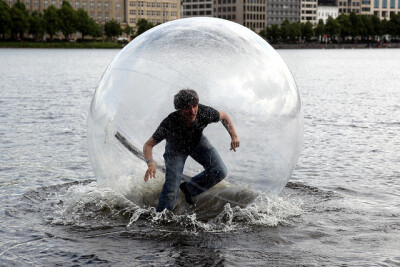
[180,183,195,205]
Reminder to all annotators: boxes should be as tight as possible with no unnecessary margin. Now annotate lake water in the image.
[0,48,399,266]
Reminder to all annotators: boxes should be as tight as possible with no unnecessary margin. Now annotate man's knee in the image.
[216,163,228,180]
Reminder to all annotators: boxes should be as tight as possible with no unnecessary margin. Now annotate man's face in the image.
[181,104,198,124]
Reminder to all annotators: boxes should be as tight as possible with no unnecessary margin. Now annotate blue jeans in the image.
[156,135,227,212]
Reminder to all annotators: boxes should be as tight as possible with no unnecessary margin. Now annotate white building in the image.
[317,5,338,24]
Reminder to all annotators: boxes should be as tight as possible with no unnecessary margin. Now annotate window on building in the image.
[90,2,94,8]
[390,0,395,8]
[117,14,120,23]
[98,13,102,21]
[382,0,387,8]
[83,2,86,8]
[374,0,379,8]
[105,2,109,10]
[52,0,56,6]
[98,2,101,9]
[26,0,30,5]
[75,1,79,8]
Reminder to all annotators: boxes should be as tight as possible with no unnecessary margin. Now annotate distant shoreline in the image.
[1,41,399,49]
[272,43,400,49]
[0,41,126,49]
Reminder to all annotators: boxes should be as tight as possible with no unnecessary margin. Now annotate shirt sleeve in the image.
[201,104,220,123]
[151,119,167,144]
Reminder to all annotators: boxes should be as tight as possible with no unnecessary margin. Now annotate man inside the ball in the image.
[143,89,240,212]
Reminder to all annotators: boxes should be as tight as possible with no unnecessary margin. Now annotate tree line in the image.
[2,0,400,44]
[260,13,400,44]
[0,0,156,40]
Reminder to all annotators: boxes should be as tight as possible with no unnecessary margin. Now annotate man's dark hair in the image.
[174,89,199,110]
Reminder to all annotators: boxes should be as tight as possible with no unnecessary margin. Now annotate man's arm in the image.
[219,111,240,152]
[143,137,158,181]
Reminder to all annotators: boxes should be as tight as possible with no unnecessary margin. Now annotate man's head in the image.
[174,89,199,110]
[174,89,199,124]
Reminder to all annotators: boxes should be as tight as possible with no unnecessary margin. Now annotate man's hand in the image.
[230,135,240,152]
[219,111,239,152]
[143,138,157,182]
[144,163,156,182]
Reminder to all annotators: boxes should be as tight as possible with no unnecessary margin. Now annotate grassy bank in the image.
[0,41,126,49]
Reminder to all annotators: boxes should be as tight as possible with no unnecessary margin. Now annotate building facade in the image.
[360,0,400,19]
[301,0,318,25]
[6,0,182,28]
[7,0,126,25]
[317,5,338,23]
[126,0,180,26]
[181,0,266,32]
[240,0,266,30]
[337,0,361,14]
[265,0,301,27]
[181,0,213,17]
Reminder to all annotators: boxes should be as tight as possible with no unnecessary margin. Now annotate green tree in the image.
[301,21,314,42]
[336,14,352,40]
[266,24,280,42]
[259,27,267,39]
[43,5,59,40]
[0,0,11,39]
[360,15,374,41]
[76,8,92,40]
[388,14,400,38]
[10,0,29,39]
[288,21,301,43]
[28,11,45,39]
[57,1,77,40]
[280,19,290,42]
[325,15,340,40]
[123,24,134,37]
[91,20,103,39]
[371,15,382,37]
[315,19,325,41]
[104,19,122,39]
[135,18,154,36]
[381,18,389,35]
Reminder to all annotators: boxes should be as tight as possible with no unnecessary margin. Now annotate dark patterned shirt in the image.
[152,104,220,154]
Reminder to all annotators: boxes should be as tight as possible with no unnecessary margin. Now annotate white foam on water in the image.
[51,181,303,232]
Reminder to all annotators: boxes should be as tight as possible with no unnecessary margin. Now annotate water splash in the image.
[51,182,302,232]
